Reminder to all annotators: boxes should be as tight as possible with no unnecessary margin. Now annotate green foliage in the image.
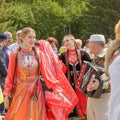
[0,0,34,40]
[0,0,86,43]
[1,0,120,44]
[0,1,15,32]
[71,0,120,41]
[31,0,65,40]
[12,4,35,29]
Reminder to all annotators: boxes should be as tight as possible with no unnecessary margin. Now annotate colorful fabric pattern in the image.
[4,40,79,120]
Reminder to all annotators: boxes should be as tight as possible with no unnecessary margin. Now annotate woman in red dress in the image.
[59,34,91,119]
[4,28,78,120]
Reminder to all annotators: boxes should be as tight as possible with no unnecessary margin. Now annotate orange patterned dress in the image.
[4,49,46,120]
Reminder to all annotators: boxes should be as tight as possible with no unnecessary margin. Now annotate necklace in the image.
[23,51,34,68]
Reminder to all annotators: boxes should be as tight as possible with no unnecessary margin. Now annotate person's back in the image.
[2,45,10,68]
[0,34,8,88]
[0,34,8,114]
[9,42,19,53]
[0,46,7,86]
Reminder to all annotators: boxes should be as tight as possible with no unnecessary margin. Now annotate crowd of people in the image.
[0,20,120,120]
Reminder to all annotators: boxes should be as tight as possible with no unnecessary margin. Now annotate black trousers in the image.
[0,103,4,114]
[68,107,78,118]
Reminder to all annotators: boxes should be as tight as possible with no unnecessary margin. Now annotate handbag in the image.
[40,75,53,92]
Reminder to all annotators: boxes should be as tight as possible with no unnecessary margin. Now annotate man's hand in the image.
[87,79,100,91]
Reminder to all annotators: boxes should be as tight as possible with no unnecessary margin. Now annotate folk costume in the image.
[59,49,91,118]
[87,48,110,120]
[4,40,78,120]
[86,34,110,120]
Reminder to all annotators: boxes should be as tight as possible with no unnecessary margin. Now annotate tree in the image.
[31,0,87,42]
[0,0,87,42]
[71,0,120,41]
[0,0,15,33]
[0,0,34,40]
[31,0,65,40]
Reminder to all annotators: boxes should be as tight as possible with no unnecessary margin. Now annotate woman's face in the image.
[63,37,75,50]
[22,32,36,49]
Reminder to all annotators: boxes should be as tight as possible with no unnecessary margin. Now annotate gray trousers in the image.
[87,93,110,120]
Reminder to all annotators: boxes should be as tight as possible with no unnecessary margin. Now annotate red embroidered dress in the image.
[60,49,91,118]
[4,41,78,120]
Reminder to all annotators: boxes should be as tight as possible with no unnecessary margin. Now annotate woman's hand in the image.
[58,60,63,70]
[4,96,10,109]
[58,60,67,73]
[58,92,65,103]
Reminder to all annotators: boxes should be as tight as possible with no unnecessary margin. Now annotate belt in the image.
[102,89,110,94]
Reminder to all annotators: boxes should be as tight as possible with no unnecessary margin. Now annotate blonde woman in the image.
[59,34,91,119]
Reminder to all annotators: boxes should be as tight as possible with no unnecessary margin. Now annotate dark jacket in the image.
[0,46,7,86]
[59,49,91,89]
[2,46,10,68]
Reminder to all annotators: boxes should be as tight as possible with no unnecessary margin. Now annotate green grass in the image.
[69,115,86,120]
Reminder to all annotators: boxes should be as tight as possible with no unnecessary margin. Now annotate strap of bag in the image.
[11,53,18,96]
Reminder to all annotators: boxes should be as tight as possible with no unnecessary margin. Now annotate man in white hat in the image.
[86,34,110,120]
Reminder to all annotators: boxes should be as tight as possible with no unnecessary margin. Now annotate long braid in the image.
[14,46,21,82]
[32,46,40,97]
[32,46,40,68]
[14,46,21,72]
[74,41,82,66]
[15,46,21,55]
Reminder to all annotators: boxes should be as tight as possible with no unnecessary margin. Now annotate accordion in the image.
[78,61,104,98]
